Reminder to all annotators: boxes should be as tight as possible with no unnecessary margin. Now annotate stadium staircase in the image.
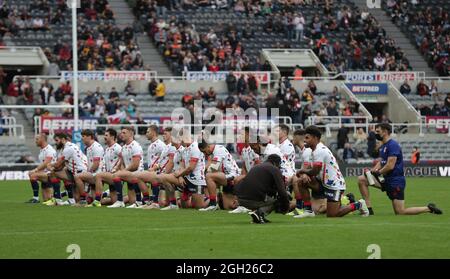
[108,0,173,76]
[352,0,436,76]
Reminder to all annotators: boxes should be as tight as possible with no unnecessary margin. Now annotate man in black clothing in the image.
[234,154,290,224]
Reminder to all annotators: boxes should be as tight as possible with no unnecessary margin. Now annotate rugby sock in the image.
[350,202,361,211]
[303,201,312,211]
[142,191,150,203]
[61,191,68,198]
[30,179,39,199]
[151,183,160,203]
[113,178,123,202]
[368,207,374,215]
[51,178,61,199]
[80,192,87,202]
[95,192,102,202]
[209,195,217,206]
[169,198,177,206]
[64,182,74,199]
[295,194,303,209]
[132,184,142,203]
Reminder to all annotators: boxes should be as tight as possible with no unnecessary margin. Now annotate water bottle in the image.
[364,168,376,186]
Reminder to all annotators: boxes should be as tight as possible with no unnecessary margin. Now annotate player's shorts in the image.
[318,182,344,202]
[65,169,85,182]
[385,184,405,200]
[40,182,52,189]
[182,177,205,194]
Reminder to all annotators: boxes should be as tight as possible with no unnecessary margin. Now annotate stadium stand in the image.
[0,0,144,72]
[383,0,450,76]
[129,0,412,75]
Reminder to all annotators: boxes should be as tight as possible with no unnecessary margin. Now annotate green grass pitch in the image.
[0,177,449,259]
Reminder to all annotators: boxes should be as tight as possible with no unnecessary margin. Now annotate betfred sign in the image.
[41,117,97,133]
[426,116,450,133]
[40,116,169,133]
[345,72,419,82]
[345,83,388,94]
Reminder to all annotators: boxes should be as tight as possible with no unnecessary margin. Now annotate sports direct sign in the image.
[426,116,450,133]
[345,83,388,94]
[60,71,157,81]
[344,72,421,82]
[185,71,270,84]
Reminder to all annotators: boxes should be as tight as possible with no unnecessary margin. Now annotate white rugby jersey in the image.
[173,145,185,172]
[61,142,88,173]
[147,138,166,169]
[241,145,260,172]
[86,141,104,173]
[121,140,144,171]
[211,145,241,176]
[158,143,177,173]
[302,143,346,191]
[278,138,296,177]
[182,141,206,186]
[104,142,122,172]
[261,143,290,178]
[38,144,57,167]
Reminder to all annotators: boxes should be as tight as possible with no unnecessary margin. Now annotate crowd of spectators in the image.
[130,0,410,75]
[398,79,450,117]
[385,0,450,76]
[0,0,146,72]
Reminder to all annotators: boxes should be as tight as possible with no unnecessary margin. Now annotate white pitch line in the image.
[0,222,449,236]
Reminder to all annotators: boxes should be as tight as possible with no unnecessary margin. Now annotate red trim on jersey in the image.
[312,162,323,167]
[92,157,101,162]
[190,158,199,163]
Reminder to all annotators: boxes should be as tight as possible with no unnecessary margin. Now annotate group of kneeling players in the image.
[26,123,442,223]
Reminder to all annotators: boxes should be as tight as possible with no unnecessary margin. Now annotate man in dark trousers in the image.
[234,154,290,224]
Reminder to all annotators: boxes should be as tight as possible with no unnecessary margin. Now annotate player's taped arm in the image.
[208,159,220,172]
[90,157,101,172]
[164,154,175,174]
[34,157,53,172]
[175,158,198,178]
[126,155,141,172]
[296,162,322,177]
[51,156,65,171]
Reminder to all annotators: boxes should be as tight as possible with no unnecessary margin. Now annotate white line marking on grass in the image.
[0,222,449,236]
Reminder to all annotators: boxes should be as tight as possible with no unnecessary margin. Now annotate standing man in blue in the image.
[357,123,442,215]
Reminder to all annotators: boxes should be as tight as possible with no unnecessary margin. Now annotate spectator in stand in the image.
[399,80,411,95]
[155,79,165,102]
[327,100,339,117]
[337,126,349,149]
[109,87,120,100]
[148,79,158,96]
[95,97,106,118]
[343,143,356,162]
[5,80,19,105]
[247,74,258,93]
[411,146,421,165]
[237,75,247,94]
[226,72,237,94]
[417,80,430,96]
[353,127,367,147]
[125,81,137,98]
[445,93,450,109]
[367,125,377,158]
[97,113,108,135]
[374,53,386,71]
[206,87,217,103]
[429,80,442,103]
